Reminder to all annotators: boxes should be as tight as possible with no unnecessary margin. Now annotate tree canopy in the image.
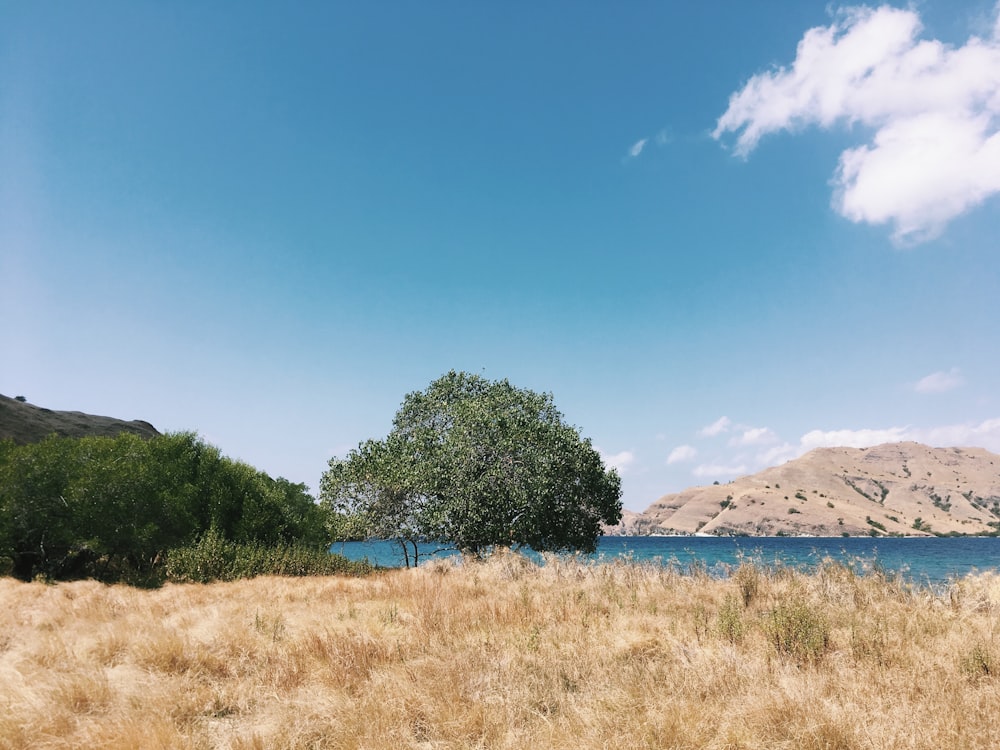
[0,431,328,582]
[321,371,622,559]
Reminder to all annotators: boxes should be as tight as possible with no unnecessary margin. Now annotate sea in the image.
[331,536,1000,586]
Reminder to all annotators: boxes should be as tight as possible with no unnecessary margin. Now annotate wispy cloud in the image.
[713,4,1000,243]
[698,416,732,437]
[798,418,1000,453]
[627,138,648,158]
[914,368,965,394]
[729,426,778,447]
[675,413,1000,492]
[667,444,697,464]
[598,448,636,474]
[692,462,747,479]
[625,128,673,160]
[755,442,798,467]
[799,426,910,451]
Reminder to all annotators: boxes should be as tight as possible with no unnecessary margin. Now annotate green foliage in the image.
[163,529,372,583]
[960,641,996,680]
[930,493,952,512]
[321,371,622,558]
[716,594,744,643]
[765,597,830,664]
[0,432,331,583]
[866,516,887,532]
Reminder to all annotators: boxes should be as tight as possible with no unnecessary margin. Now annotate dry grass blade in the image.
[1,560,999,749]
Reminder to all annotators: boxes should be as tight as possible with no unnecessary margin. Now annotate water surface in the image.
[332,536,1000,585]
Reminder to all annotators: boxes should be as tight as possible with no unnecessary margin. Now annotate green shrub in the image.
[866,516,886,532]
[765,597,830,664]
[716,594,744,643]
[960,641,995,680]
[164,530,374,583]
[733,562,760,607]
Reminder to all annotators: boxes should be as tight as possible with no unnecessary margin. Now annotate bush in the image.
[164,530,374,583]
[765,597,830,664]
[716,594,744,643]
[733,562,760,607]
[0,432,333,583]
[960,641,995,680]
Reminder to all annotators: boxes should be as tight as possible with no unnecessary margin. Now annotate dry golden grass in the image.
[1,554,999,749]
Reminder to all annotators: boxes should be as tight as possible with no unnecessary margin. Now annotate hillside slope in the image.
[616,442,1000,537]
[0,393,159,444]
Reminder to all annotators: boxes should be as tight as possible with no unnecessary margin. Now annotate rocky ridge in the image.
[610,442,1000,537]
[0,393,159,444]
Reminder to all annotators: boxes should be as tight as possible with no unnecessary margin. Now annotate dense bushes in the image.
[163,530,373,583]
[0,432,333,584]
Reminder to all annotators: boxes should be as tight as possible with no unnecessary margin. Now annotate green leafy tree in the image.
[321,371,622,558]
[0,431,330,582]
[321,436,424,566]
[0,436,78,579]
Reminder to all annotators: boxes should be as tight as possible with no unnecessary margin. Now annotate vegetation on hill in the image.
[321,371,622,564]
[0,393,159,443]
[619,442,1000,537]
[0,432,360,584]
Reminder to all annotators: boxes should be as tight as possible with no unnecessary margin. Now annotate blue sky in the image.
[2,1,999,511]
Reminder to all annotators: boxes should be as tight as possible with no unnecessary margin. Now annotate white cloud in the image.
[699,416,732,437]
[799,426,910,451]
[693,462,747,479]
[730,426,778,446]
[714,4,1000,243]
[756,442,798,467]
[797,418,1000,454]
[667,444,697,464]
[628,138,648,158]
[914,368,965,394]
[917,418,1000,451]
[598,448,636,474]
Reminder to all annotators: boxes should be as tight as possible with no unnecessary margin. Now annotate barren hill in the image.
[614,442,1000,537]
[0,393,159,444]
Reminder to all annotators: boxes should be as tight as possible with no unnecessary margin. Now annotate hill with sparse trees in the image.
[610,442,1000,537]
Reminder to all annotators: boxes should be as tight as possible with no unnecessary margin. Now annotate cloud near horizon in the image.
[681,417,1000,484]
[714,3,1000,243]
[799,418,1000,453]
[692,462,747,479]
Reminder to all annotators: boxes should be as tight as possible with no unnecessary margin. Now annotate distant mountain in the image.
[609,442,1000,537]
[0,394,159,444]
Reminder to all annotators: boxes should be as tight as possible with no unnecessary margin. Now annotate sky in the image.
[2,1,999,512]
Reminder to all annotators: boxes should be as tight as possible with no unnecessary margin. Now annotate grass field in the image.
[1,554,998,749]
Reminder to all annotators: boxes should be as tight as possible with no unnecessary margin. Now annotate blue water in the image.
[331,536,1000,585]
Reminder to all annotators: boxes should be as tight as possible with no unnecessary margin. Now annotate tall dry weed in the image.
[1,562,1000,749]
